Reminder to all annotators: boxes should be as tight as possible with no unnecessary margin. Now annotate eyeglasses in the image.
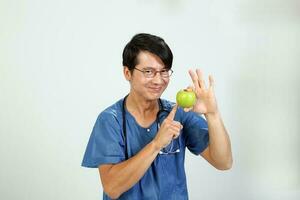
[134,68,173,78]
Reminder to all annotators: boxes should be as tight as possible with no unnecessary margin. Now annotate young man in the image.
[82,33,232,200]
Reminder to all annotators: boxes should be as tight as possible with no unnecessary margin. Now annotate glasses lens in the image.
[160,69,173,78]
[144,69,154,78]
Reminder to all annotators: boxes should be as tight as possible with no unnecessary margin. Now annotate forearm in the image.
[103,141,160,198]
[205,111,233,169]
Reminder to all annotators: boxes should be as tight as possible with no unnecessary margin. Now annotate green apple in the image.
[176,89,196,108]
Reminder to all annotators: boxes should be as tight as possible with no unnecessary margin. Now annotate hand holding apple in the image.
[188,69,219,115]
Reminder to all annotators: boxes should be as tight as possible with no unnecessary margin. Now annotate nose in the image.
[152,72,164,84]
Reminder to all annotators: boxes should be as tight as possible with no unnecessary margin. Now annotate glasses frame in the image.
[134,67,173,78]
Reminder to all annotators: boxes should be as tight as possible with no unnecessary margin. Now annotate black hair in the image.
[122,33,173,71]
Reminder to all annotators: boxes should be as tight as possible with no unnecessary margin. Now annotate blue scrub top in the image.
[82,98,209,200]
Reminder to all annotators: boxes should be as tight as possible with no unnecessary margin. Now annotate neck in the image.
[125,93,159,117]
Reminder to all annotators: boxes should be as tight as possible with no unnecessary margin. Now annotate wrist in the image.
[204,110,221,120]
[151,139,162,152]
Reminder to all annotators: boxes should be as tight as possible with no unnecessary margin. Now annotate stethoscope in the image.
[122,95,180,159]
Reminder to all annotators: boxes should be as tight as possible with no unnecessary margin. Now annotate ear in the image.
[123,66,132,81]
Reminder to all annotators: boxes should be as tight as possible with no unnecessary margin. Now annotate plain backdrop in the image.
[1,0,299,199]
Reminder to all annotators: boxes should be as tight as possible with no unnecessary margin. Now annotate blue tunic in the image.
[82,98,209,200]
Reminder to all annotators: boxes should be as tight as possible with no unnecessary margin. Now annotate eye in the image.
[161,69,169,75]
[144,69,154,75]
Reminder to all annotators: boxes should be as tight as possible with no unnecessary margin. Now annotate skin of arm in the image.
[99,141,160,199]
[200,111,233,170]
[188,69,233,170]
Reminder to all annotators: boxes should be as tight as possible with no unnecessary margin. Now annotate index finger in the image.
[188,70,201,91]
[166,104,178,120]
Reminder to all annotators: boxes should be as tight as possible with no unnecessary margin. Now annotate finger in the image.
[188,70,201,91]
[172,128,182,138]
[209,74,214,89]
[171,121,182,129]
[168,126,181,135]
[166,104,178,120]
[196,69,206,89]
[169,127,181,136]
[186,85,195,92]
[173,132,180,139]
[183,107,193,112]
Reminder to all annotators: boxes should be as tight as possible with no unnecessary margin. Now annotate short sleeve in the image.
[81,111,125,168]
[182,111,209,155]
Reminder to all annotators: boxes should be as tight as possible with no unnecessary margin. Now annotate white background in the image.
[1,0,299,199]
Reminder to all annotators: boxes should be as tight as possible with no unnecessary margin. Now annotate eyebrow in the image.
[142,67,167,70]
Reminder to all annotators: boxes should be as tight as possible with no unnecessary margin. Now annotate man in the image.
[82,33,233,200]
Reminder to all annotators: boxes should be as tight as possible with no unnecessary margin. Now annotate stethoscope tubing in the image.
[122,95,167,159]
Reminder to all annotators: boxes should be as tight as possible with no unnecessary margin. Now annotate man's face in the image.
[124,51,170,101]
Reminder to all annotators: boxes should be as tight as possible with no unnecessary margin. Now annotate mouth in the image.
[148,87,163,93]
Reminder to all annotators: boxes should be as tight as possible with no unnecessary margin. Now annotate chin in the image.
[149,93,162,100]
[141,93,160,101]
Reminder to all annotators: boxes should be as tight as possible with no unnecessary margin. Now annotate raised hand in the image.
[187,69,219,115]
[153,104,182,149]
